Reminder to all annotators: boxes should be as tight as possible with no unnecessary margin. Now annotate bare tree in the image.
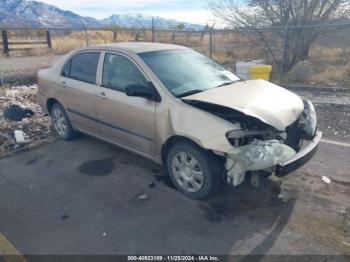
[209,0,350,74]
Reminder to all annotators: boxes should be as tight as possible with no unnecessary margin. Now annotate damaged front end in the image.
[183,97,321,187]
[225,139,296,186]
[181,79,322,187]
[222,99,321,187]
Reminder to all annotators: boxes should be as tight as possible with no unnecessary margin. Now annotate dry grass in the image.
[311,64,350,84]
[310,47,344,65]
[308,45,350,85]
[52,31,113,54]
[3,29,350,87]
[287,61,315,82]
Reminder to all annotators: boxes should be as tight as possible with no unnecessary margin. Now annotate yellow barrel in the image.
[249,65,272,80]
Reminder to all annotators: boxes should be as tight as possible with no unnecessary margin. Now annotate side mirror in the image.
[125,83,161,102]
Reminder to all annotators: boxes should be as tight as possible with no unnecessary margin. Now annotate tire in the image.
[50,103,78,140]
[166,141,224,200]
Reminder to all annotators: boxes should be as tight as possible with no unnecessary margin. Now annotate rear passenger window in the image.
[62,52,100,84]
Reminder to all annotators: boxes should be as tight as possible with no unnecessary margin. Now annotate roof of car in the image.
[89,42,188,53]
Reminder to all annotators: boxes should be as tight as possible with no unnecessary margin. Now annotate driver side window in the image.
[102,53,148,92]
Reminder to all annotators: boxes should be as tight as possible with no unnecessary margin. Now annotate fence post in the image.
[1,30,9,57]
[113,31,118,42]
[46,30,52,49]
[151,17,155,42]
[143,27,146,41]
[209,29,213,58]
[280,25,289,80]
[84,28,89,46]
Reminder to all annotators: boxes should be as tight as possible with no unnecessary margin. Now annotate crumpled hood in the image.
[183,79,304,131]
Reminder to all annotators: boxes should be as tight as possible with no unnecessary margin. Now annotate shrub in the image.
[311,64,350,84]
[286,60,315,82]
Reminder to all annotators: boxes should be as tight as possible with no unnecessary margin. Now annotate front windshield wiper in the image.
[216,80,241,88]
[177,89,204,98]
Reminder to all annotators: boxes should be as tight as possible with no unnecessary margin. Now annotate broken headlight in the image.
[225,139,296,186]
[298,100,317,140]
[226,129,280,147]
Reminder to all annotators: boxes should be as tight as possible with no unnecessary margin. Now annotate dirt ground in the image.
[288,88,350,142]
[0,55,60,85]
[0,85,52,156]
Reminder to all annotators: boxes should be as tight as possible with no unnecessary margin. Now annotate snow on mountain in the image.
[101,13,203,29]
[0,0,203,29]
[0,0,99,27]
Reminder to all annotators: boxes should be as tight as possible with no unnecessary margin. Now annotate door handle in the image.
[97,92,108,100]
[62,81,67,88]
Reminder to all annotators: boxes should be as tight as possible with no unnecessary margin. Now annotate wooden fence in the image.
[0,29,52,56]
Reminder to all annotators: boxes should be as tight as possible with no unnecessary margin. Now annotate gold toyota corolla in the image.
[38,42,322,199]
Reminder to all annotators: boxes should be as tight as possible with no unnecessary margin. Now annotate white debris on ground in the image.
[0,84,53,156]
[14,130,27,144]
[322,175,332,184]
[138,193,149,200]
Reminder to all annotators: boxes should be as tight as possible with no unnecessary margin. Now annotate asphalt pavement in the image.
[0,135,349,256]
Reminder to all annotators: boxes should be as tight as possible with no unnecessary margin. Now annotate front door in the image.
[95,52,156,158]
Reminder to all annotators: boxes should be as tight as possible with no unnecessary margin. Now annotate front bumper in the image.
[275,130,322,177]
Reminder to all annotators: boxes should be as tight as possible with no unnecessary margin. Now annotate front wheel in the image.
[50,103,77,140]
[166,142,224,200]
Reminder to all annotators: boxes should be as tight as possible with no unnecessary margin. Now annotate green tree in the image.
[176,23,185,30]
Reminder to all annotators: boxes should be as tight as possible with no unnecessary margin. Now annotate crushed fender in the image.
[225,140,296,186]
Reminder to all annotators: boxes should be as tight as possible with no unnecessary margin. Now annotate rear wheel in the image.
[166,141,224,199]
[50,103,77,140]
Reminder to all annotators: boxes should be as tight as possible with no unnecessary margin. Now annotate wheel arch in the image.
[46,98,61,115]
[161,135,205,166]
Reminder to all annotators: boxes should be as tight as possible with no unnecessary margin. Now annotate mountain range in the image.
[0,0,203,29]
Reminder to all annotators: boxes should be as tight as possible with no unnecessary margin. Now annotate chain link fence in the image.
[1,23,350,83]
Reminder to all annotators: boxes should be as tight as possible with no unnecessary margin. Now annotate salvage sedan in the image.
[38,43,322,199]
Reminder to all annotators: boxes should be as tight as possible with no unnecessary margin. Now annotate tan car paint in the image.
[95,51,156,157]
[37,43,303,172]
[38,44,241,164]
[183,79,304,131]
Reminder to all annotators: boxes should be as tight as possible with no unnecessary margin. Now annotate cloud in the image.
[39,0,213,24]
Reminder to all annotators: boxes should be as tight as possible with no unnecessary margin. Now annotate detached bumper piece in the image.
[276,131,322,177]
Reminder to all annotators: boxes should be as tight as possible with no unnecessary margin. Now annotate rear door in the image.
[95,52,156,158]
[60,51,101,134]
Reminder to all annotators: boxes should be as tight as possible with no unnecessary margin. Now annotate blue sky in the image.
[39,0,216,25]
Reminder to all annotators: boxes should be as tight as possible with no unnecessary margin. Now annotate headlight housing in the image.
[298,100,317,140]
[226,128,280,147]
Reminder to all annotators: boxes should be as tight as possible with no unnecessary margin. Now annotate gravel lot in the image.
[290,89,350,142]
[0,55,61,85]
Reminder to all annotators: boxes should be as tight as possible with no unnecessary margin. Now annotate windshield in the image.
[139,49,240,97]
